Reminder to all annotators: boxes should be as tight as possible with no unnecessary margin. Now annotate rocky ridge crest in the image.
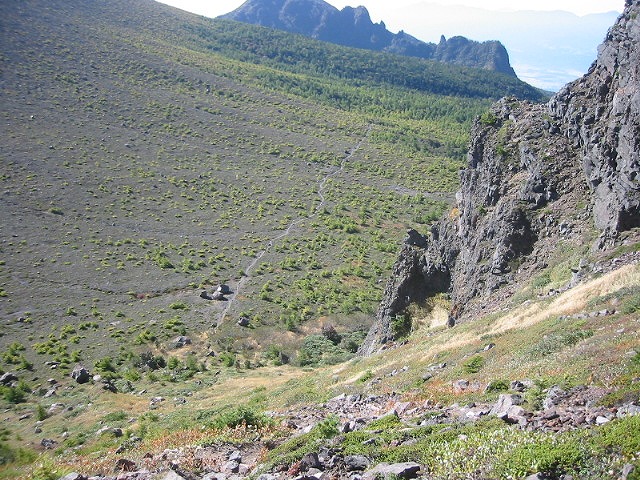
[221,0,516,76]
[360,0,640,356]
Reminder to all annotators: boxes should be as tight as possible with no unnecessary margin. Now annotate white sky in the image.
[158,0,624,21]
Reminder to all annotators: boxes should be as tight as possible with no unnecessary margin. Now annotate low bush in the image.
[486,379,509,393]
[208,406,272,430]
[462,355,485,374]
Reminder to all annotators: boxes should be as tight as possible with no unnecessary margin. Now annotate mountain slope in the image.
[221,0,517,76]
[0,0,509,385]
[0,1,639,478]
[362,1,640,355]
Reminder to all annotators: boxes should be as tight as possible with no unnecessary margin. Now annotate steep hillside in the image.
[0,1,638,479]
[222,0,517,76]
[0,0,487,382]
[362,0,640,354]
[0,0,547,383]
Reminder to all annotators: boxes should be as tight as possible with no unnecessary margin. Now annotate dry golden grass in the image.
[490,263,640,335]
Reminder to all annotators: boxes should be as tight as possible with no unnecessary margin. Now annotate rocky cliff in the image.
[221,0,517,76]
[361,0,640,356]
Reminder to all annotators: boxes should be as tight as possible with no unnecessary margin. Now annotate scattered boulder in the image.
[491,394,523,415]
[229,450,242,463]
[300,452,322,471]
[217,284,233,295]
[237,316,250,327]
[171,336,192,349]
[114,458,137,473]
[71,365,91,384]
[543,386,567,410]
[47,403,66,416]
[345,455,371,471]
[202,473,228,480]
[452,379,470,394]
[159,471,186,480]
[40,438,57,449]
[617,404,640,417]
[510,380,534,392]
[0,372,18,385]
[622,464,636,480]
[222,459,240,473]
[200,290,212,300]
[57,473,88,480]
[491,394,527,424]
[363,462,421,479]
[212,291,227,301]
[96,426,123,437]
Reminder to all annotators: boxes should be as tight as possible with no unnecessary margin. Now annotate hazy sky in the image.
[158,0,624,21]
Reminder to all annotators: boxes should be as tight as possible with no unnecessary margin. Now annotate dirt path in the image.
[217,125,372,325]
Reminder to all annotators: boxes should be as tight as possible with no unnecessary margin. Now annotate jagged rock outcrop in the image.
[361,1,640,356]
[222,0,517,76]
[549,0,640,234]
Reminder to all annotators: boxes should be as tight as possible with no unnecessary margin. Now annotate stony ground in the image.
[53,380,639,480]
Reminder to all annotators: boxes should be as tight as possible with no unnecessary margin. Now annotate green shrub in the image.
[391,313,412,340]
[298,335,350,367]
[0,442,15,466]
[103,410,128,423]
[208,406,272,430]
[462,355,485,374]
[36,404,48,421]
[621,294,640,314]
[1,380,30,404]
[495,437,588,478]
[94,356,116,373]
[486,379,509,393]
[169,301,188,310]
[358,370,374,383]
[524,329,593,358]
[479,111,497,126]
[594,416,640,457]
[219,352,235,368]
[531,271,551,289]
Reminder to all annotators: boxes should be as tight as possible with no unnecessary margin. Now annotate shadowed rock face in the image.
[221,0,517,76]
[361,1,640,356]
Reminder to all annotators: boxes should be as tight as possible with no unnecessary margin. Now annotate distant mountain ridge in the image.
[220,0,517,77]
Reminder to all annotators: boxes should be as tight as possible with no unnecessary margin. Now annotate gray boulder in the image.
[159,471,186,480]
[57,473,88,480]
[345,455,371,471]
[0,372,18,385]
[71,365,91,384]
[171,336,192,349]
[543,386,567,410]
[363,462,421,479]
[300,452,322,470]
[212,291,227,301]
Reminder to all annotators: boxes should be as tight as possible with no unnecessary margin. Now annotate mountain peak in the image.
[222,0,517,76]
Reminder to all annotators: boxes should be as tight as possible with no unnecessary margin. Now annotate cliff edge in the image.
[361,0,640,356]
